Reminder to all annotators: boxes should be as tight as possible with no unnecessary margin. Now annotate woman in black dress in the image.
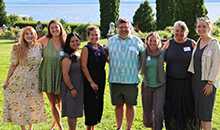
[164,21,197,130]
[188,17,220,130]
[81,25,107,130]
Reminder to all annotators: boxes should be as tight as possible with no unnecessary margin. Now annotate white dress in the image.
[3,44,46,125]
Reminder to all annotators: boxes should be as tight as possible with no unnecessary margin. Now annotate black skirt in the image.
[164,75,197,130]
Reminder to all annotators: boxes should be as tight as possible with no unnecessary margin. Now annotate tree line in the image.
[0,0,208,39]
[100,0,207,39]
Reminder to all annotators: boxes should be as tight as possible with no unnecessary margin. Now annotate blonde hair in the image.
[196,17,213,34]
[16,26,38,64]
[87,25,100,37]
[145,32,162,49]
[173,20,189,36]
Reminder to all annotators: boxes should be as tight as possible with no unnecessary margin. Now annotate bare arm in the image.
[80,47,98,92]
[3,45,18,89]
[62,57,77,97]
[104,46,109,63]
[62,58,75,90]
[161,40,170,51]
[191,40,197,48]
[37,36,48,48]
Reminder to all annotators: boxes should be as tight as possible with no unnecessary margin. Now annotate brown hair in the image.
[47,19,67,45]
[87,25,100,37]
[116,18,129,27]
[145,32,162,49]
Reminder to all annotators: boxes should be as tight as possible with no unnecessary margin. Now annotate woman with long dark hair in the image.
[61,32,83,130]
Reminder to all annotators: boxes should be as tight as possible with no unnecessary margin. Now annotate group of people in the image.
[2,17,220,130]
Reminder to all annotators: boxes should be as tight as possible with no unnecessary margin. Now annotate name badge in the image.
[147,56,151,61]
[183,47,191,52]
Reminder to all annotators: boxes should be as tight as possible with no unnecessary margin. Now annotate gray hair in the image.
[173,20,189,35]
[116,18,130,27]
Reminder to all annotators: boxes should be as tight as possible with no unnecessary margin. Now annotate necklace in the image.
[200,38,211,49]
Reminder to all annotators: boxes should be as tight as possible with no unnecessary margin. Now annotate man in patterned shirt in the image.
[107,18,145,130]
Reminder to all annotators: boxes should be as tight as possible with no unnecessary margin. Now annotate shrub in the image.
[213,25,220,40]
[215,18,220,27]
[133,0,156,32]
[0,27,20,39]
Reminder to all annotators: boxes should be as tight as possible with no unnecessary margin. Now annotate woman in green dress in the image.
[38,20,66,130]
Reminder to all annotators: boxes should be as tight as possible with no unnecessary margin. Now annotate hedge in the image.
[14,21,99,41]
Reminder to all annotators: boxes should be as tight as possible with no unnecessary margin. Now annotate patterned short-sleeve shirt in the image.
[107,34,145,84]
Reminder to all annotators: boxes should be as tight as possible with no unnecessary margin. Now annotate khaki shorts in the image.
[110,83,138,106]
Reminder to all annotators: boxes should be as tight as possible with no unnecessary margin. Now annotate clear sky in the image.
[4,0,218,4]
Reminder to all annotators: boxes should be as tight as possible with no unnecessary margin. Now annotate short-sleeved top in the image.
[165,38,193,79]
[107,34,145,84]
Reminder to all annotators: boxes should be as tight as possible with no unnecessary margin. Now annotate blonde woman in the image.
[188,17,220,130]
[38,20,66,130]
[3,26,46,130]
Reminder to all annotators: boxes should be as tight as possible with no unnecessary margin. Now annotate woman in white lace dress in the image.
[3,26,46,130]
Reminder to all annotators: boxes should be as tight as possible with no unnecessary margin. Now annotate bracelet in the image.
[207,83,213,87]
[207,81,213,85]
[69,87,75,91]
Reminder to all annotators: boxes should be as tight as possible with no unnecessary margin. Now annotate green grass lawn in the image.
[0,39,219,130]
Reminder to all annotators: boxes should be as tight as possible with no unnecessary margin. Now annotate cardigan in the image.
[188,38,220,88]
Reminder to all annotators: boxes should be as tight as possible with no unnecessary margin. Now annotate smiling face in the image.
[196,21,211,37]
[174,25,186,41]
[118,22,130,38]
[49,22,61,37]
[146,34,160,52]
[69,36,80,50]
[23,28,37,44]
[88,29,100,44]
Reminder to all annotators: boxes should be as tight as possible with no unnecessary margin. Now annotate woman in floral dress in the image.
[3,26,46,130]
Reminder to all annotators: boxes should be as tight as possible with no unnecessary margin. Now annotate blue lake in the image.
[5,2,220,23]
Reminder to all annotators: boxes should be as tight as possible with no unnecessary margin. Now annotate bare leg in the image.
[28,124,33,130]
[67,117,77,130]
[125,104,135,130]
[115,103,124,130]
[47,93,63,130]
[57,95,62,116]
[20,125,26,130]
[86,125,94,130]
[201,121,212,130]
[50,120,56,130]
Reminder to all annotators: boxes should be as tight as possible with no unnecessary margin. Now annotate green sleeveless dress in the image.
[39,39,62,95]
